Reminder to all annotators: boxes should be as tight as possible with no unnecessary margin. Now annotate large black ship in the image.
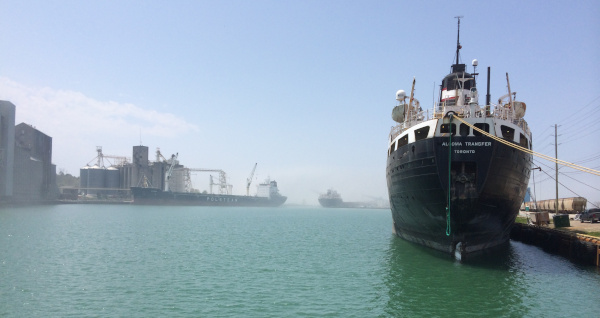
[386,18,532,259]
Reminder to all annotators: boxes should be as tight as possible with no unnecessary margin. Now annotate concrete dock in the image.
[511,214,600,266]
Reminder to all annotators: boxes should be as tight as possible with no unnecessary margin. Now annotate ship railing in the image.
[433,102,491,120]
[390,102,530,140]
[493,104,512,121]
[433,102,530,126]
[492,105,531,136]
[512,118,531,136]
[389,108,432,140]
[389,125,404,140]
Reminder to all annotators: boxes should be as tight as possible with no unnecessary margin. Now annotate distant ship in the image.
[131,179,287,207]
[386,18,532,259]
[318,189,382,208]
[318,189,344,207]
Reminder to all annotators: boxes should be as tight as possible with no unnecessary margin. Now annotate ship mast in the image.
[455,16,463,65]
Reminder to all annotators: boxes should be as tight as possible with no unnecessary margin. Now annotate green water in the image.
[1,205,599,317]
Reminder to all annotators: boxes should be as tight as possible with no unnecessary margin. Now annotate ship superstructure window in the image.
[440,123,456,135]
[519,133,528,149]
[473,123,489,136]
[501,125,515,141]
[444,99,456,106]
[397,135,409,148]
[415,127,430,141]
[459,124,470,136]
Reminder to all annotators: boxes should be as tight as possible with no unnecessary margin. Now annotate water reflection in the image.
[381,237,536,317]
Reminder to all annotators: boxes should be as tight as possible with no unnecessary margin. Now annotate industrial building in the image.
[0,99,220,204]
[0,100,59,205]
[78,145,233,200]
[78,145,170,199]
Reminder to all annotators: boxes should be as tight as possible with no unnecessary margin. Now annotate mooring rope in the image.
[453,116,600,177]
[446,114,453,236]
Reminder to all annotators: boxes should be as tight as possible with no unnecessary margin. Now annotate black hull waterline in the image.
[130,187,287,207]
[386,136,531,256]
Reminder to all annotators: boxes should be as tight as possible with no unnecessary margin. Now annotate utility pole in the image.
[555,124,559,214]
[532,167,541,211]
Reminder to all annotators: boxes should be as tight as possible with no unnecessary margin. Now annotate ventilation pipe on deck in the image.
[486,66,491,106]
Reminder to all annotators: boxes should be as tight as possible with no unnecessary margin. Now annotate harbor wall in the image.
[511,223,600,266]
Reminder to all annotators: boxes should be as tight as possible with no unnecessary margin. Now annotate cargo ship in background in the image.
[130,179,287,207]
[67,146,287,206]
[318,189,344,207]
[130,154,287,207]
[386,18,532,259]
[318,189,388,209]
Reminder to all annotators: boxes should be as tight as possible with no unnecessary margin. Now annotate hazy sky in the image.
[1,1,599,205]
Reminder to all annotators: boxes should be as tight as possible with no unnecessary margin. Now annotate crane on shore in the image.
[164,153,179,192]
[87,146,130,167]
[246,163,257,196]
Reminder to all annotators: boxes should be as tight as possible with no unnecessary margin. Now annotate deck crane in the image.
[174,168,231,194]
[497,73,516,107]
[246,163,257,196]
[164,153,178,192]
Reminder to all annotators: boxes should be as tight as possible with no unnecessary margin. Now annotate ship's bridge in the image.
[440,64,476,105]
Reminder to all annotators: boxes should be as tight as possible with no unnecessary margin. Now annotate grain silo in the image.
[87,164,105,194]
[170,168,187,192]
[105,166,120,189]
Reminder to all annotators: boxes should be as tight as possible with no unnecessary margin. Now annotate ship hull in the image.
[318,198,344,208]
[386,135,531,257]
[130,187,287,207]
[318,199,364,208]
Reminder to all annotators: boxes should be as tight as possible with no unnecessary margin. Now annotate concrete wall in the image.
[0,101,16,198]
[12,123,57,202]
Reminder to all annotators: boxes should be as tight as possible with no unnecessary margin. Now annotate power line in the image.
[561,127,600,144]
[531,158,600,195]
[559,104,600,129]
[572,153,600,165]
[558,168,600,192]
[534,142,554,153]
[560,112,600,135]
[536,125,553,140]
[454,117,600,176]
[535,164,589,199]
[557,95,600,126]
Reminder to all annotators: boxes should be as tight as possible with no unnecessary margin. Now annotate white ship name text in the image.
[442,141,491,147]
